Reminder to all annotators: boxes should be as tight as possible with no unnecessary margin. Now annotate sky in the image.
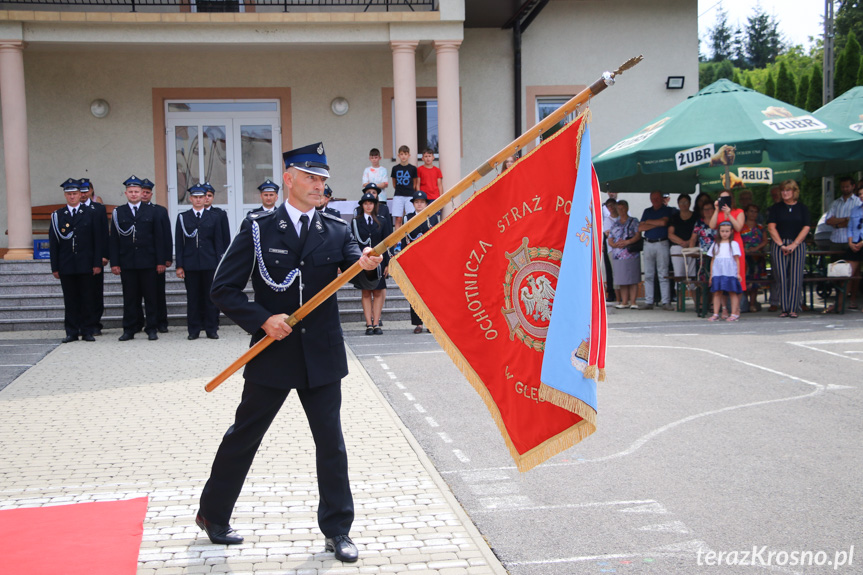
[698,0,827,55]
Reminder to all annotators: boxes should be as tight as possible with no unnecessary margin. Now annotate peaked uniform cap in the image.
[61,178,80,191]
[123,175,143,187]
[283,142,330,177]
[202,182,216,194]
[78,178,92,189]
[411,190,429,203]
[362,183,380,194]
[140,178,155,190]
[257,179,280,193]
[188,183,207,196]
[323,184,334,197]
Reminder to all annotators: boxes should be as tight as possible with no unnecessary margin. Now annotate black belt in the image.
[645,238,668,243]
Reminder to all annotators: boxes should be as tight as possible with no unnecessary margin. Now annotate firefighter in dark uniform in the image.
[203,181,232,249]
[110,176,168,341]
[249,179,279,215]
[318,184,342,219]
[141,178,173,333]
[49,179,103,343]
[78,177,108,335]
[403,190,439,333]
[355,183,391,223]
[196,143,383,564]
[176,184,225,340]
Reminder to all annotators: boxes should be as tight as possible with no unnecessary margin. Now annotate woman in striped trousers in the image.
[767,180,811,318]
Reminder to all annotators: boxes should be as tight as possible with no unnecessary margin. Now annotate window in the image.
[192,0,245,13]
[536,96,574,142]
[417,99,439,157]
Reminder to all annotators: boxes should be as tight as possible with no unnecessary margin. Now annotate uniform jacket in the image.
[109,203,168,269]
[321,206,342,219]
[211,204,380,389]
[351,212,392,268]
[175,209,225,271]
[82,200,109,260]
[404,210,440,243]
[148,202,174,264]
[209,206,232,249]
[49,205,102,275]
[354,203,391,223]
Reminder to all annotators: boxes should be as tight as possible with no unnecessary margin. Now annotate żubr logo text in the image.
[763,115,828,135]
[675,144,715,171]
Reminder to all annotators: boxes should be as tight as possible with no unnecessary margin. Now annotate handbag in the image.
[827,260,852,278]
[626,236,644,253]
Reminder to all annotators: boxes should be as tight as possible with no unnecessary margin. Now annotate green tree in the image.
[744,74,755,89]
[764,72,776,97]
[699,63,716,88]
[835,32,861,96]
[745,5,784,68]
[795,72,810,109]
[835,0,863,54]
[806,64,823,111]
[716,59,735,80]
[709,7,736,62]
[774,61,796,103]
[733,69,742,84]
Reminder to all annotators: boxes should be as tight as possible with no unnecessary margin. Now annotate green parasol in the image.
[813,86,863,134]
[593,79,863,193]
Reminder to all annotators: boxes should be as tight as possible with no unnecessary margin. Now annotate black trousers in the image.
[59,272,96,337]
[199,380,353,537]
[602,240,614,300]
[410,305,422,326]
[121,268,158,334]
[184,269,218,335]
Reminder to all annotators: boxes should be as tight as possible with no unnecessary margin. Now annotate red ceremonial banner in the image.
[389,114,595,471]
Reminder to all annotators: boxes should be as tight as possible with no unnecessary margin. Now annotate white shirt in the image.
[192,209,205,217]
[363,166,389,200]
[827,194,862,243]
[67,204,81,215]
[128,202,141,214]
[283,202,317,236]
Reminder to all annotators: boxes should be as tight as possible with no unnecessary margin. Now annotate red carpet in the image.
[0,497,148,575]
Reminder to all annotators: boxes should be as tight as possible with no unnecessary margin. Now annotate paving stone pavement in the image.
[0,327,507,575]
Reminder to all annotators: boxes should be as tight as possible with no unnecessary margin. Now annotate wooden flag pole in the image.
[204,55,643,393]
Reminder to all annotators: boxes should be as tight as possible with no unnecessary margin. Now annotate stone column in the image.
[391,41,418,165]
[0,40,32,260]
[434,40,461,217]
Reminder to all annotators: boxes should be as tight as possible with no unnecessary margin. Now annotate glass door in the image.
[233,119,281,226]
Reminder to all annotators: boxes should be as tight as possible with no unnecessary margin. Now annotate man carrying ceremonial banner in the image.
[389,112,606,472]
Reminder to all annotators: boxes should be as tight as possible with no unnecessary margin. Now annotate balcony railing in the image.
[0,0,437,13]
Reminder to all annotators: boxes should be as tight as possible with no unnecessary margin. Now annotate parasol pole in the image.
[205,55,644,393]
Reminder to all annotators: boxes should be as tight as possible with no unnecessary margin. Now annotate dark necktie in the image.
[71,208,77,217]
[367,216,372,226]
[196,211,201,219]
[132,206,138,218]
[299,214,309,247]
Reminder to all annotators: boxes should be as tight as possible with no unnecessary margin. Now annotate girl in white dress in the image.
[708,220,743,322]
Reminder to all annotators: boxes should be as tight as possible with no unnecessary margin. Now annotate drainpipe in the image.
[513,22,522,143]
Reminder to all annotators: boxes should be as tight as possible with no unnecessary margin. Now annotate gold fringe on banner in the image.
[388,110,599,472]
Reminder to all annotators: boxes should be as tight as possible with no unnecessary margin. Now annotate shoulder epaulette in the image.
[319,211,347,224]
[247,210,276,221]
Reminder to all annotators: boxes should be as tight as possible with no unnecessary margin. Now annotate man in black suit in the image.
[49,179,103,343]
[175,184,225,340]
[249,179,279,215]
[203,182,232,248]
[109,176,168,341]
[140,179,172,333]
[197,143,383,564]
[78,177,108,335]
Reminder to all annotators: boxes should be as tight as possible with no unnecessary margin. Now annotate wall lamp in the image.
[665,76,685,90]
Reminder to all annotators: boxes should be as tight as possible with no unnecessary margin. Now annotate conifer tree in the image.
[835,33,861,96]
[795,72,810,110]
[775,61,795,103]
[765,73,776,98]
[806,64,823,111]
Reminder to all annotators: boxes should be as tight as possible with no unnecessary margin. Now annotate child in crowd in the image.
[403,190,440,333]
[390,145,418,229]
[417,148,443,201]
[362,148,389,202]
[708,220,743,322]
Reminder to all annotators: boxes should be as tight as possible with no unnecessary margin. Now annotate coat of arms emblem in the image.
[501,237,561,352]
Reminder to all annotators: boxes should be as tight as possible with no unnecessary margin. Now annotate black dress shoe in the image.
[147,332,159,341]
[118,332,134,341]
[206,332,219,340]
[188,333,199,340]
[82,334,96,342]
[158,326,169,333]
[195,513,244,545]
[61,335,78,343]
[373,325,383,335]
[325,535,358,562]
[365,325,374,336]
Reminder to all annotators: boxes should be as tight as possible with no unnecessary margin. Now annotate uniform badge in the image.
[278,219,288,230]
[317,143,324,155]
[315,219,323,231]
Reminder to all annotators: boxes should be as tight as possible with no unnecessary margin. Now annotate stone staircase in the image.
[0,260,411,332]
